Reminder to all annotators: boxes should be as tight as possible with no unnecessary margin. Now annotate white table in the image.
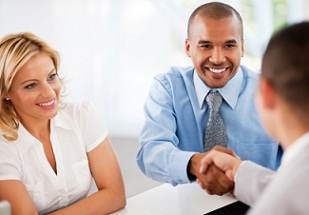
[0,201,11,215]
[111,183,238,215]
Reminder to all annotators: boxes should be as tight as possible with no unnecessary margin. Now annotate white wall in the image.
[0,0,307,137]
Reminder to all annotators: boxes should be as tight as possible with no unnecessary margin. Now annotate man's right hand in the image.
[199,146,243,189]
[188,147,235,195]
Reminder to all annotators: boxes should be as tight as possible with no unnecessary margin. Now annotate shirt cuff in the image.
[234,160,247,182]
[234,160,273,206]
[170,150,197,184]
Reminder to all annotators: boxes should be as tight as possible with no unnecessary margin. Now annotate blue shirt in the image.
[137,66,282,186]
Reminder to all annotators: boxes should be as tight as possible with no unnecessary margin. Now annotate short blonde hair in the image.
[0,32,60,141]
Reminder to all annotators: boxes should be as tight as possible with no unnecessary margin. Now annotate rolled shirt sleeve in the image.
[73,102,108,152]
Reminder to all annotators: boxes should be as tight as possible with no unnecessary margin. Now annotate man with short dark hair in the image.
[137,2,282,195]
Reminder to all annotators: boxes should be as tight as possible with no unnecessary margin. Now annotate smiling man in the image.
[137,2,282,195]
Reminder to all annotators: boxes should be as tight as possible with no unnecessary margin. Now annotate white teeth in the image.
[209,68,226,73]
[38,100,55,107]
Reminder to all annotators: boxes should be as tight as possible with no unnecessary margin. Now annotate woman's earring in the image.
[5,98,10,101]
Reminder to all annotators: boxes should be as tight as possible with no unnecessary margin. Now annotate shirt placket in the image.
[50,129,70,208]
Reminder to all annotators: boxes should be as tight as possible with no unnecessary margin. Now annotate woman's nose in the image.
[40,83,55,98]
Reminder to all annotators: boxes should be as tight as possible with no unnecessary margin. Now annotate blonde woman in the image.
[0,32,126,215]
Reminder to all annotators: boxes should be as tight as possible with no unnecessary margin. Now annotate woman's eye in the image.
[48,74,57,81]
[25,83,37,89]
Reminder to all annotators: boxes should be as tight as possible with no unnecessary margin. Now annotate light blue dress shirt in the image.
[137,66,282,186]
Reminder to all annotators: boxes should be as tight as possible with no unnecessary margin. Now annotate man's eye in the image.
[25,83,37,89]
[201,45,210,48]
[226,44,236,48]
[48,74,57,81]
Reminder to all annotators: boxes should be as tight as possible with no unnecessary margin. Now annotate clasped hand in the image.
[190,146,242,195]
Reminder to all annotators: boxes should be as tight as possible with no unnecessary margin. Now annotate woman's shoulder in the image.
[0,136,20,167]
[56,101,102,127]
[60,101,97,115]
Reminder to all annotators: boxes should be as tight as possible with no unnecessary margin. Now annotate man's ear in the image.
[241,39,244,57]
[259,76,276,109]
[185,39,191,57]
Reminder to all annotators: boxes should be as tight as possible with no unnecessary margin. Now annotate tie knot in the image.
[206,91,222,111]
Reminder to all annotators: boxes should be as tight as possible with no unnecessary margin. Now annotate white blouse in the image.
[0,102,108,214]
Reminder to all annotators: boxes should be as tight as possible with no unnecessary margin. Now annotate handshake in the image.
[189,146,243,195]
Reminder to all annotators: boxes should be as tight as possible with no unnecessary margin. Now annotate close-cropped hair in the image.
[0,32,60,141]
[187,1,244,39]
[261,21,309,115]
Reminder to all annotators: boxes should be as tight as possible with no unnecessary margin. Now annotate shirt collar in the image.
[15,123,37,155]
[52,106,73,130]
[14,108,72,154]
[279,131,309,171]
[194,67,243,109]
